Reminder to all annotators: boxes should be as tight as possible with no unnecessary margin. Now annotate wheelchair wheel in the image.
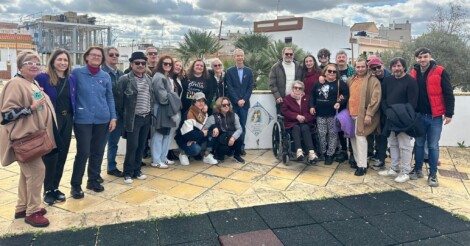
[282,153,289,164]
[272,122,282,159]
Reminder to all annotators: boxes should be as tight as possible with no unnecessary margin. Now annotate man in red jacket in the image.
[410,47,455,187]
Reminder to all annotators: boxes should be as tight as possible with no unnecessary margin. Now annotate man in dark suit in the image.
[225,49,254,155]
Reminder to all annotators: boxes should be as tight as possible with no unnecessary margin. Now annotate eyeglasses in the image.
[213,64,222,67]
[108,53,119,57]
[370,66,382,71]
[147,52,158,56]
[89,53,102,58]
[284,53,293,56]
[327,70,337,74]
[293,86,303,90]
[221,103,231,107]
[133,61,147,66]
[23,61,41,66]
[163,62,173,67]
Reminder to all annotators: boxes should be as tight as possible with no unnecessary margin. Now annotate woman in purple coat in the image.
[281,81,318,164]
[35,49,76,205]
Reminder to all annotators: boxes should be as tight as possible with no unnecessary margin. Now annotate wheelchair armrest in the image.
[277,114,284,121]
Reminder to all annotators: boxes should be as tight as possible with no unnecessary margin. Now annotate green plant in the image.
[457,141,466,148]
[453,213,470,221]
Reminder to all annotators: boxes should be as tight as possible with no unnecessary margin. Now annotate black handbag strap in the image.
[56,77,68,98]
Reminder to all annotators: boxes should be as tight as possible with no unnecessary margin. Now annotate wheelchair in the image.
[272,114,320,165]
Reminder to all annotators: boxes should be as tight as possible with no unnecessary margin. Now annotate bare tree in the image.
[427,3,469,41]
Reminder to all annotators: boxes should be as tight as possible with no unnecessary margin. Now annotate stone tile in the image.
[202,166,236,178]
[114,187,159,205]
[41,213,85,231]
[0,170,16,179]
[84,209,118,227]
[207,199,239,211]
[54,194,106,212]
[173,162,211,173]
[332,171,365,184]
[240,163,273,174]
[234,195,265,207]
[161,169,197,181]
[296,172,330,186]
[255,175,293,190]
[243,184,280,195]
[276,161,306,171]
[194,189,236,202]
[229,170,263,183]
[143,177,180,192]
[267,167,302,180]
[304,165,336,177]
[139,166,173,177]
[148,204,182,219]
[0,176,18,191]
[214,179,251,195]
[85,199,131,213]
[179,201,210,215]
[217,160,247,170]
[0,202,15,221]
[253,156,280,166]
[0,191,17,206]
[117,207,150,223]
[140,193,186,206]
[166,183,207,200]
[186,174,223,188]
[257,192,290,204]
[91,182,133,200]
[439,177,469,193]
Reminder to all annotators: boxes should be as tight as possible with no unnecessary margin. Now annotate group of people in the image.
[0,44,454,228]
[0,46,254,228]
[270,47,454,187]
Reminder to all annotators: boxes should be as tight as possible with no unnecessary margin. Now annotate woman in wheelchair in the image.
[281,81,318,164]
[204,97,245,163]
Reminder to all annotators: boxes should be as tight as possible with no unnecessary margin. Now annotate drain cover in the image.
[438,169,469,180]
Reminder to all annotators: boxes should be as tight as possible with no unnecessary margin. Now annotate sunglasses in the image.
[133,61,147,66]
[293,86,303,90]
[147,52,158,56]
[108,53,119,57]
[284,53,293,56]
[213,64,222,67]
[23,61,41,66]
[371,66,382,71]
[163,62,173,67]
[221,103,231,107]
[327,70,337,74]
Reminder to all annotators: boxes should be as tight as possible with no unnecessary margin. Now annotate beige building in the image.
[350,22,402,58]
[379,21,412,43]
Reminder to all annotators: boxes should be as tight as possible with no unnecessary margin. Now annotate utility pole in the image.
[276,0,280,19]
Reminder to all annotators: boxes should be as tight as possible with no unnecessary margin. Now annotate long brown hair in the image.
[47,48,72,86]
[187,59,209,80]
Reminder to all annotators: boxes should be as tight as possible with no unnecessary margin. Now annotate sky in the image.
[0,0,468,46]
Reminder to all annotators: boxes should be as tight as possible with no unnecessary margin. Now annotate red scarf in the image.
[87,64,100,76]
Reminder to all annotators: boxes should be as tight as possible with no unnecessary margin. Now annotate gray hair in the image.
[292,80,305,89]
[104,46,118,54]
[17,50,40,70]
[336,50,348,58]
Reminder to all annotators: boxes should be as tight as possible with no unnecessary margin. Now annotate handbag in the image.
[11,129,54,163]
[218,131,233,145]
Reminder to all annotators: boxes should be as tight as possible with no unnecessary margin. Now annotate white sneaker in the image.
[296,149,304,160]
[151,162,169,169]
[203,153,218,165]
[165,160,175,165]
[135,172,147,180]
[179,153,190,166]
[395,173,410,183]
[379,168,399,177]
[308,150,318,161]
[124,176,133,184]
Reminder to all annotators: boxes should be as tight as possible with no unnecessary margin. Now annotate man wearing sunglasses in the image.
[145,47,159,74]
[269,47,303,113]
[367,57,391,171]
[102,47,125,178]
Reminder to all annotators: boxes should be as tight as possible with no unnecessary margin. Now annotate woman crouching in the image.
[204,97,245,163]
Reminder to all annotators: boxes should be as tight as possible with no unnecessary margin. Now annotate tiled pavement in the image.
[1,137,469,238]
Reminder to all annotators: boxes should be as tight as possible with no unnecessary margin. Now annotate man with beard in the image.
[410,48,454,187]
[346,58,381,176]
[269,47,303,113]
[379,57,418,183]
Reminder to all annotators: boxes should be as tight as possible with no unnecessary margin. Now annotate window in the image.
[285,37,292,44]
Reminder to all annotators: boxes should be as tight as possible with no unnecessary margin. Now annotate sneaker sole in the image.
[25,219,49,227]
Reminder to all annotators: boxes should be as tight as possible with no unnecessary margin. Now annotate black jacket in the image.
[382,103,424,138]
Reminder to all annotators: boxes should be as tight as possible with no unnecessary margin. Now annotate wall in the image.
[439,94,470,146]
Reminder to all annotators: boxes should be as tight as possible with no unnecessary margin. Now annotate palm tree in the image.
[175,29,223,64]
[234,33,272,87]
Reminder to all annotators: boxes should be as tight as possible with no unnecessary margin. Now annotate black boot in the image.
[335,151,348,163]
[349,155,357,169]
[325,155,334,165]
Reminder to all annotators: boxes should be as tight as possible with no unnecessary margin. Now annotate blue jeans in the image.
[177,136,208,157]
[414,114,443,175]
[151,130,171,163]
[233,105,248,148]
[105,118,123,172]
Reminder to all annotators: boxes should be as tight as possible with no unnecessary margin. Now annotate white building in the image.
[254,17,351,63]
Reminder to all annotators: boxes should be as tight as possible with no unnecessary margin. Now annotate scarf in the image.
[187,105,206,125]
[87,64,100,76]
[290,91,304,105]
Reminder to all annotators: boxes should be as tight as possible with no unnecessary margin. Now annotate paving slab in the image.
[218,229,283,246]
[254,202,315,229]
[0,233,33,246]
[365,212,441,243]
[370,190,432,211]
[33,228,98,246]
[336,193,396,216]
[208,207,268,236]
[97,221,157,246]
[322,218,397,246]
[402,236,461,246]
[157,214,217,245]
[273,224,342,246]
[446,230,470,245]
[297,199,359,223]
[172,238,221,246]
[404,206,470,234]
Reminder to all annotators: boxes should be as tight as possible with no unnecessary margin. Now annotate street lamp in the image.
[131,39,135,53]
